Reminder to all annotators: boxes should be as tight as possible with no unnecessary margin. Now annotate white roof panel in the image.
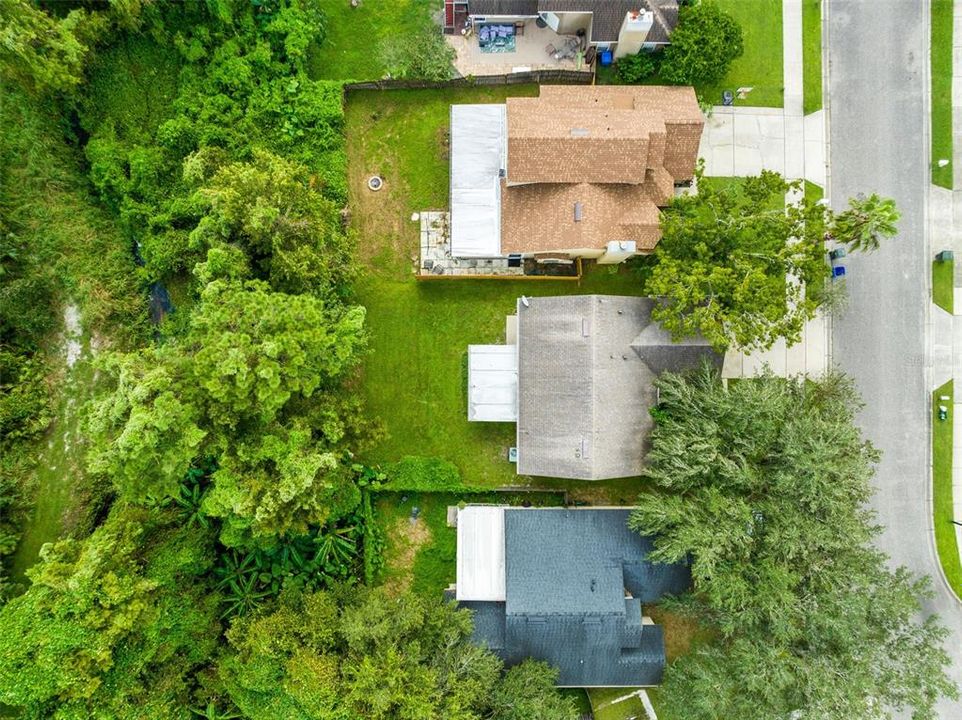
[468,344,518,422]
[456,506,506,601]
[450,104,505,258]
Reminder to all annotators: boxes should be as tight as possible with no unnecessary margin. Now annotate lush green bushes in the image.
[659,0,744,87]
[616,52,658,84]
[0,504,221,716]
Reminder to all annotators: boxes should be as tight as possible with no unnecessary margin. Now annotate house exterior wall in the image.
[553,11,591,35]
[614,10,652,59]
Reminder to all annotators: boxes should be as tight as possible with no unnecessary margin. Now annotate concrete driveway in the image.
[698,106,827,186]
[828,0,962,716]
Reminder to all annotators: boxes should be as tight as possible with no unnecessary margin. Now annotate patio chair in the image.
[545,43,556,57]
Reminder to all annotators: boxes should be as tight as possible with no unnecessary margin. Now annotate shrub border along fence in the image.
[343,69,594,93]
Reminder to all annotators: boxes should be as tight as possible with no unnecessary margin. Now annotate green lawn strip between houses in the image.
[932,0,954,189]
[802,0,822,114]
[933,381,962,596]
[589,688,650,720]
[933,257,955,314]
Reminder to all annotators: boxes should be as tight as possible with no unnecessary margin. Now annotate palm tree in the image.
[832,193,900,253]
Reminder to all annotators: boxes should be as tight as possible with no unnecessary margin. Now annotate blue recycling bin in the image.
[832,265,846,279]
[599,50,613,66]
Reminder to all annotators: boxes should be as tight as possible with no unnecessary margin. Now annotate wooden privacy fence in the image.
[343,69,594,92]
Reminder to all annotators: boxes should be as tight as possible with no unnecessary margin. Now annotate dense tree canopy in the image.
[649,170,829,351]
[217,586,578,720]
[0,504,220,717]
[631,367,957,718]
[85,280,367,545]
[649,169,899,351]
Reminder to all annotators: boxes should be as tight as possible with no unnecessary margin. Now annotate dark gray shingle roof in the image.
[462,508,690,687]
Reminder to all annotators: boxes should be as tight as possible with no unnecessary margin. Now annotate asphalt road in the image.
[828,1,962,715]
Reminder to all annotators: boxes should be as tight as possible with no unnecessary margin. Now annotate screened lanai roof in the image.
[450,104,505,258]
[468,344,518,422]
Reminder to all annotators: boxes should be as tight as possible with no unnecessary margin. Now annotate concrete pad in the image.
[785,335,808,375]
[805,315,828,375]
[733,147,765,176]
[955,288,962,315]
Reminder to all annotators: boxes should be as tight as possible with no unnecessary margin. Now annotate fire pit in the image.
[367,175,383,191]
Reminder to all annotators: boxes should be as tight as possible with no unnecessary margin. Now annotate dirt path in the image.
[10,303,98,581]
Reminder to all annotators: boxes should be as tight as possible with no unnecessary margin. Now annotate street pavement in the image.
[828,1,962,716]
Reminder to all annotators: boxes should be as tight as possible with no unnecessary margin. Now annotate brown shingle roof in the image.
[500,85,702,255]
[500,181,662,254]
[506,86,701,186]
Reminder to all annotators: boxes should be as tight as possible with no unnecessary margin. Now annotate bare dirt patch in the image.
[382,514,433,596]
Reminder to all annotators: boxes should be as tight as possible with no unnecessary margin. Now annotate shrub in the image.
[660,0,744,86]
[617,52,658,84]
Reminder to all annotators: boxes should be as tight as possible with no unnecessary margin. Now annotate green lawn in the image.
[697,0,784,108]
[589,688,650,720]
[802,0,822,114]
[933,257,955,314]
[932,0,954,188]
[804,180,824,204]
[307,0,437,81]
[933,381,962,596]
[346,86,648,496]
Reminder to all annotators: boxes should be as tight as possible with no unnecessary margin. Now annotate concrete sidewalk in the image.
[715,0,829,381]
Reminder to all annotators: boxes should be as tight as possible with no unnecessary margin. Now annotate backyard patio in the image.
[446,19,593,76]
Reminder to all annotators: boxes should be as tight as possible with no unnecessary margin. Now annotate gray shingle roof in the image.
[516,295,719,481]
[461,508,690,687]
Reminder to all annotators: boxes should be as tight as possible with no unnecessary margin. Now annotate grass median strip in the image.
[933,257,954,314]
[802,0,822,114]
[933,380,962,596]
[931,0,953,188]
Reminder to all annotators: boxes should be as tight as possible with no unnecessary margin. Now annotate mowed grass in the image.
[802,0,822,114]
[933,257,955,314]
[346,87,648,492]
[307,0,437,81]
[932,0,953,188]
[933,381,962,596]
[697,0,784,108]
[589,688,650,720]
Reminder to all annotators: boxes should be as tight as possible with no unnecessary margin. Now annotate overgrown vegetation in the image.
[0,2,956,718]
